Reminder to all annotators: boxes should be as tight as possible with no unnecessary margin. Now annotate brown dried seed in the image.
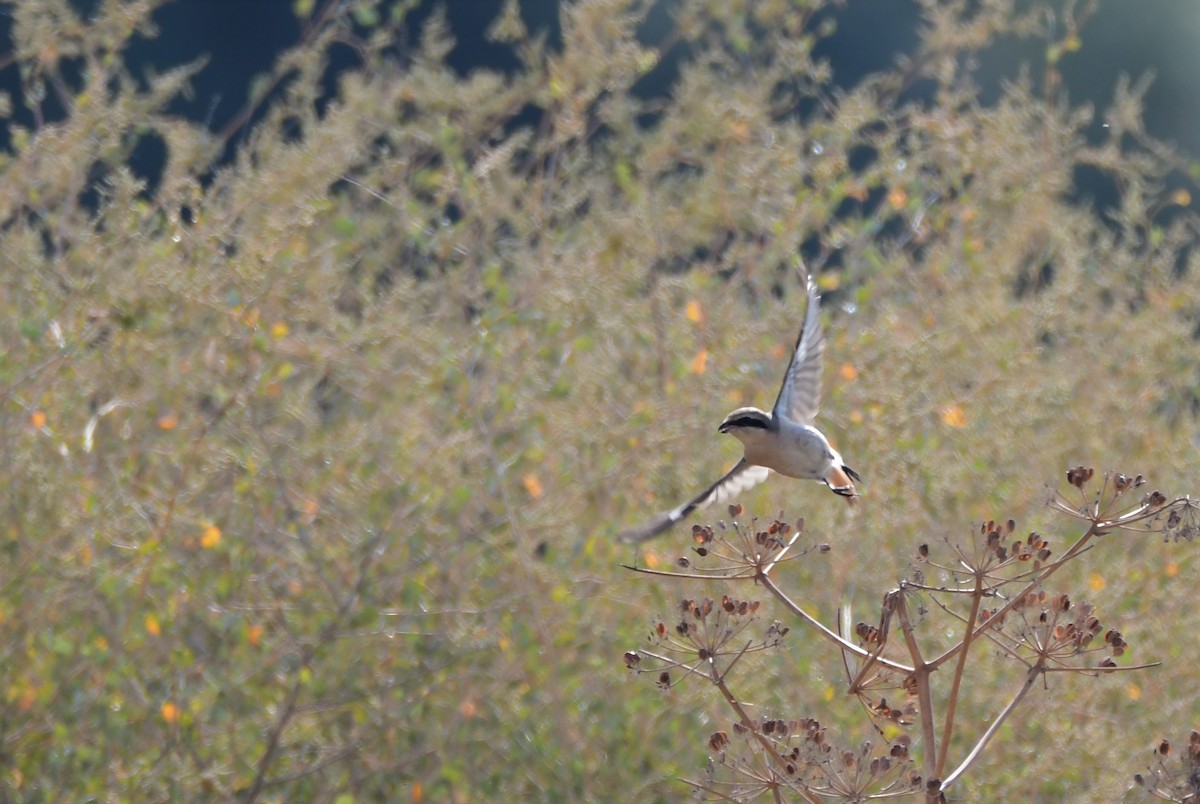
[728,503,743,518]
[1158,739,1171,756]
[657,671,671,687]
[709,731,729,752]
[918,543,929,558]
[624,651,640,668]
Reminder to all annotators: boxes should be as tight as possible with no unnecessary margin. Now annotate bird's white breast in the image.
[744,420,836,480]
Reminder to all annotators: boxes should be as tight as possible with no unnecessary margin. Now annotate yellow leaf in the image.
[940,405,967,428]
[1126,682,1141,701]
[30,410,46,429]
[1089,573,1105,591]
[522,473,543,499]
[270,322,289,339]
[815,273,840,292]
[849,410,864,425]
[685,300,703,323]
[690,349,708,374]
[201,525,222,549]
[643,550,660,569]
[1171,189,1192,207]
[144,614,161,637]
[160,701,179,723]
[839,363,858,381]
[1166,562,1180,577]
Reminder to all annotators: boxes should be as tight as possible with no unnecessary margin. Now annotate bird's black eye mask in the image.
[722,416,770,431]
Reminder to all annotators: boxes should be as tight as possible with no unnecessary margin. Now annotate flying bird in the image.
[618,277,859,544]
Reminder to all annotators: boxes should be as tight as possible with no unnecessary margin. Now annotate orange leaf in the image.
[690,349,708,374]
[144,615,161,637]
[30,410,46,429]
[940,405,966,428]
[246,624,264,648]
[839,363,858,381]
[201,525,222,549]
[157,414,178,430]
[888,187,908,210]
[685,300,703,323]
[522,473,543,499]
[160,701,179,724]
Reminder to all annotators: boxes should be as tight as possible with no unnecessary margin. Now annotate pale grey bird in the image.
[618,278,859,544]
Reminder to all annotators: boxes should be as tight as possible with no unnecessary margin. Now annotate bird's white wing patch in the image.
[617,459,771,543]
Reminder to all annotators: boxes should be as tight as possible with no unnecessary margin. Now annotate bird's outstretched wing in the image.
[771,278,824,425]
[617,459,771,544]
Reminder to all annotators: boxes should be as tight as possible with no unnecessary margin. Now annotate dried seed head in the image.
[657,671,671,688]
[1158,739,1171,756]
[918,543,929,558]
[624,651,640,668]
[709,731,729,752]
[728,503,744,518]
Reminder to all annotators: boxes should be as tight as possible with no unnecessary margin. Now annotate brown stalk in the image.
[892,592,938,787]
[934,568,985,779]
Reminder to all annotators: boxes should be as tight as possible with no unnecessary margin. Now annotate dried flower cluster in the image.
[1134,729,1200,802]
[625,466,1195,801]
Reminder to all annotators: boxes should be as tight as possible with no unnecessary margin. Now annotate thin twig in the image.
[938,662,1043,794]
[759,574,914,675]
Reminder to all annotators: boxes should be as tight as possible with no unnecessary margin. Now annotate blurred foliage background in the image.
[1,0,1198,800]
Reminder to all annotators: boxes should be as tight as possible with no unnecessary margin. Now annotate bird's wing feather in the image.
[617,459,771,543]
[771,277,824,425]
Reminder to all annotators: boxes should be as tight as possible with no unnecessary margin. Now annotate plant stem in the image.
[934,570,984,778]
[937,662,1042,794]
[759,573,913,675]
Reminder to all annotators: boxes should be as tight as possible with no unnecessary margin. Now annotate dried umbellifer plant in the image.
[622,468,1198,802]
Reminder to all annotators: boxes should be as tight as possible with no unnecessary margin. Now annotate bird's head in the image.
[718,407,772,442]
